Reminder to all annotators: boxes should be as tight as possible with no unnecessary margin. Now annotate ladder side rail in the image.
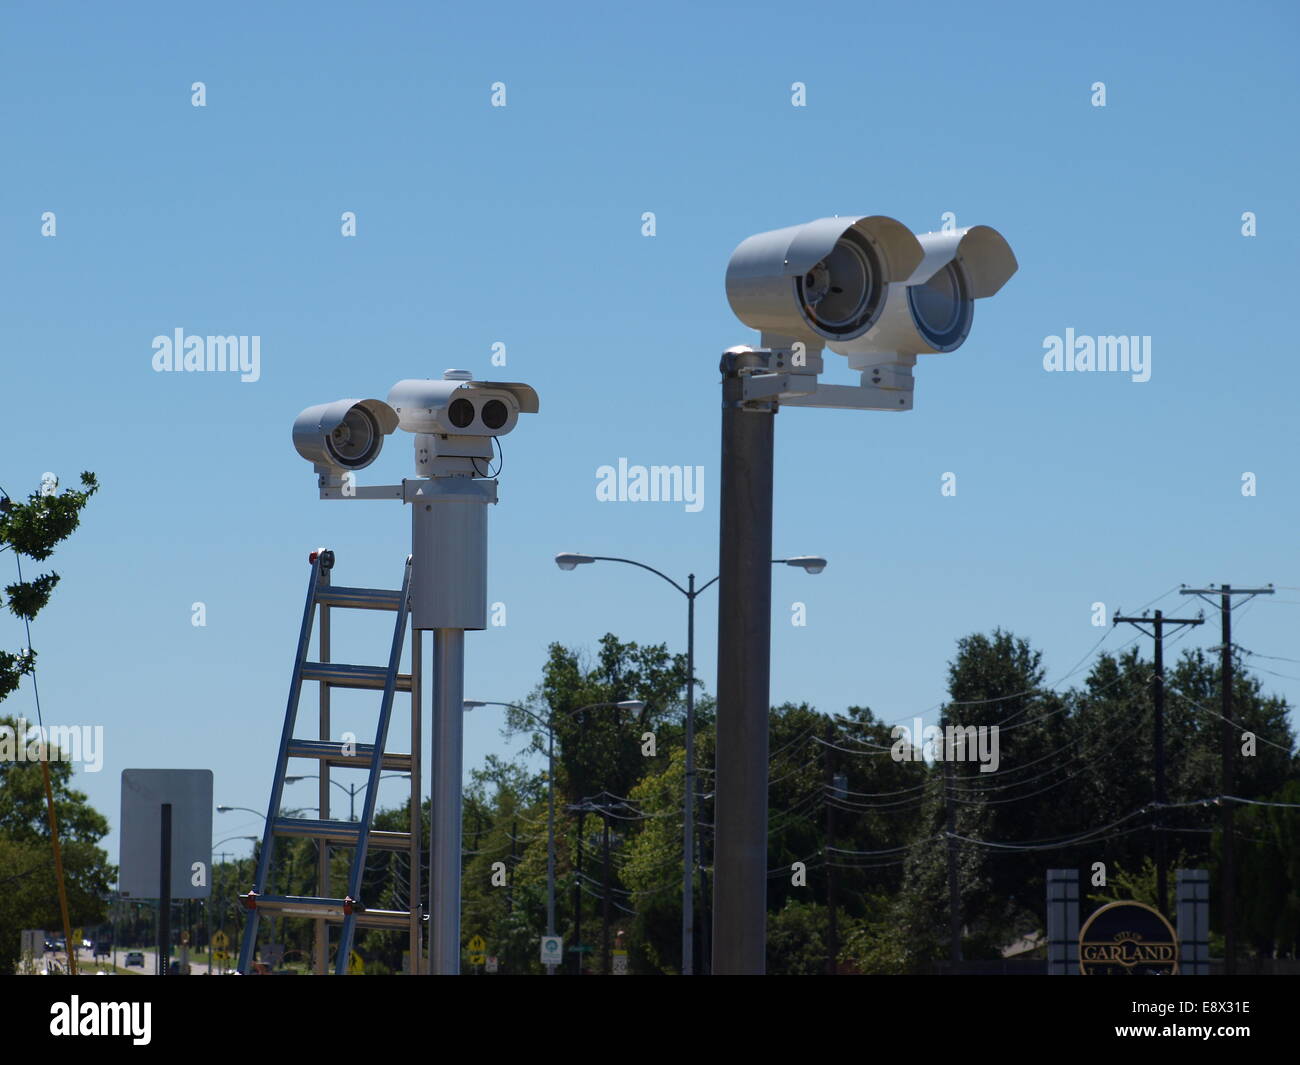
[336,555,415,971]
[315,562,331,976]
[237,550,326,973]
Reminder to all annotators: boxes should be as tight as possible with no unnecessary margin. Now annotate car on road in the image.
[125,951,145,967]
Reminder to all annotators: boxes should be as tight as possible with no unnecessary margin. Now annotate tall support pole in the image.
[159,803,172,976]
[546,724,557,974]
[1219,587,1235,975]
[1154,611,1167,917]
[824,721,838,975]
[409,627,422,974]
[574,808,585,975]
[944,750,962,966]
[430,627,465,974]
[602,808,612,975]
[713,348,775,974]
[1180,582,1271,975]
[1113,607,1203,919]
[682,577,696,975]
[411,464,495,977]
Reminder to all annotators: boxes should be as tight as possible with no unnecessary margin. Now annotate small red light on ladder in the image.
[309,550,320,562]
[343,896,357,916]
[241,891,258,911]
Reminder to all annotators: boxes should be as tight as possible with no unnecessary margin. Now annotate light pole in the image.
[554,552,825,974]
[211,837,257,973]
[465,698,643,974]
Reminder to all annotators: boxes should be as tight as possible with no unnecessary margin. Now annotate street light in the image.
[717,215,1017,973]
[215,805,264,819]
[554,552,824,974]
[464,698,643,974]
[284,773,411,822]
[217,804,316,819]
[213,835,260,851]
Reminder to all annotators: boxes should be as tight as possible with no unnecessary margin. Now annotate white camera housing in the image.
[387,372,539,438]
[827,225,1017,388]
[387,370,540,476]
[725,216,925,349]
[292,398,399,472]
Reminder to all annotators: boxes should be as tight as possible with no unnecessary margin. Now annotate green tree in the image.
[0,715,115,973]
[0,470,107,973]
[0,473,98,698]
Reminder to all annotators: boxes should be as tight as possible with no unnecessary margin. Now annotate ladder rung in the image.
[302,663,412,692]
[316,586,405,612]
[241,894,421,929]
[286,739,413,771]
[273,817,413,851]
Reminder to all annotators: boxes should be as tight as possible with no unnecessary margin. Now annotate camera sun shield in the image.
[292,398,398,471]
[387,376,539,437]
[725,215,925,346]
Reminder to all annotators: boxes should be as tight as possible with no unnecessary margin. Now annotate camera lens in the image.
[796,229,882,339]
[327,407,379,467]
[907,261,972,350]
[482,399,508,430]
[448,398,475,428]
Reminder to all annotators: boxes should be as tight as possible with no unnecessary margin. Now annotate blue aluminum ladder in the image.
[237,548,422,974]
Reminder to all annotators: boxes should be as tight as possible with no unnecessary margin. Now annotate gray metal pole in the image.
[409,627,422,974]
[546,723,556,974]
[160,803,172,976]
[712,349,775,974]
[682,579,695,975]
[430,627,466,974]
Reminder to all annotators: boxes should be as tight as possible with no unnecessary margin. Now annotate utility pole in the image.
[602,806,612,976]
[683,572,697,977]
[573,806,585,975]
[1113,608,1203,917]
[1180,583,1272,975]
[943,745,961,967]
[507,817,517,915]
[824,722,839,975]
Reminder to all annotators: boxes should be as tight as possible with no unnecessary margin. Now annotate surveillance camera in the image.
[725,216,925,348]
[387,371,539,438]
[292,398,398,471]
[387,371,540,477]
[827,226,1017,385]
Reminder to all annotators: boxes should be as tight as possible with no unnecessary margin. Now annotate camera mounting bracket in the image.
[735,347,914,412]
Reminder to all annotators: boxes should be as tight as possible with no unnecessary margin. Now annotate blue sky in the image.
[2,0,1298,864]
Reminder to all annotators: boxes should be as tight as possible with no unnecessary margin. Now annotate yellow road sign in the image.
[211,930,230,950]
[467,934,487,965]
[348,950,365,975]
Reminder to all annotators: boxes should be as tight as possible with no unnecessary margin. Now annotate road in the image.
[42,945,218,975]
